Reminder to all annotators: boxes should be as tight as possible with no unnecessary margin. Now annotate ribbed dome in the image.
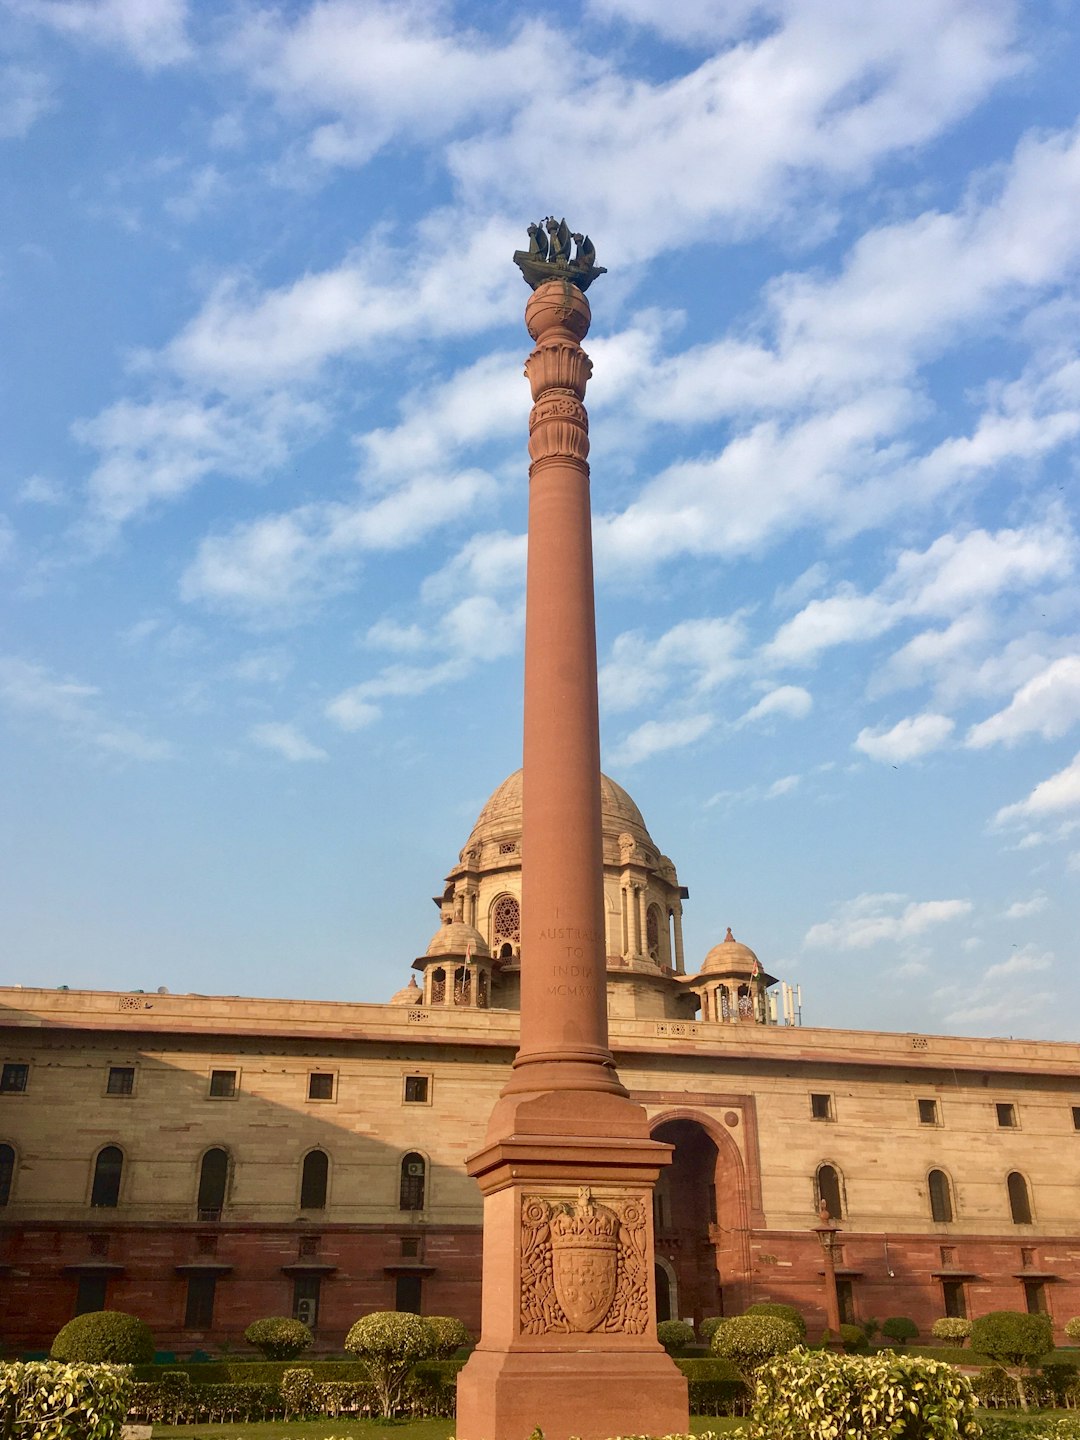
[425,922,490,959]
[461,768,656,855]
[701,928,760,976]
[390,976,423,1005]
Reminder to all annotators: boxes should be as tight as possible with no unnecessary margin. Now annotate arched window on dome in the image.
[646,905,661,962]
[719,986,732,1021]
[197,1147,229,1221]
[928,1168,954,1223]
[491,894,520,958]
[1007,1171,1033,1224]
[737,983,754,1019]
[430,968,446,1005]
[300,1149,329,1210]
[400,1153,426,1212]
[454,966,471,1006]
[91,1145,124,1208]
[815,1163,844,1220]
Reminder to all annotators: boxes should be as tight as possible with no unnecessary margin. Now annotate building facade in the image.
[1,771,1078,1352]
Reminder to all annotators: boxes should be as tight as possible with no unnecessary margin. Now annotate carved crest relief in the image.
[520,1187,650,1335]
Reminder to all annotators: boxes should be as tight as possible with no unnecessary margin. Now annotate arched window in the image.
[0,1144,14,1206]
[300,1149,328,1210]
[646,905,661,961]
[197,1148,229,1220]
[816,1163,843,1220]
[928,1169,953,1223]
[454,966,471,1006]
[737,983,754,1019]
[399,1152,426,1211]
[491,894,520,954]
[719,986,732,1020]
[91,1146,123,1208]
[430,967,446,1004]
[1007,1171,1032,1224]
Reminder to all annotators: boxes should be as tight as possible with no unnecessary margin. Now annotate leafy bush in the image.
[882,1315,919,1345]
[423,1316,470,1359]
[972,1311,1054,1367]
[743,1302,807,1342]
[698,1316,726,1344]
[677,1358,749,1416]
[281,1366,318,1417]
[711,1314,801,1376]
[972,1365,1022,1409]
[753,1346,980,1440]
[932,1317,972,1345]
[50,1311,154,1366]
[838,1323,870,1353]
[344,1311,435,1417]
[657,1319,696,1353]
[1066,1317,1080,1343]
[0,1360,131,1439]
[126,1380,282,1425]
[243,1316,313,1361]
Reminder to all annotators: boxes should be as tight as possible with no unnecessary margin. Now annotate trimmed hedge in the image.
[243,1316,313,1361]
[743,1302,808,1342]
[51,1311,154,1366]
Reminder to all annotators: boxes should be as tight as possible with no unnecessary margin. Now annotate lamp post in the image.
[813,1197,843,1344]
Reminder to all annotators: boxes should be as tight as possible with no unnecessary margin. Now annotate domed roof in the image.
[701,927,761,976]
[424,921,490,959]
[390,976,423,1005]
[460,768,657,859]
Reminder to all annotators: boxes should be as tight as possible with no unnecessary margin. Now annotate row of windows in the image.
[0,1063,431,1106]
[0,1145,429,1214]
[809,1091,1080,1130]
[824,1273,1050,1327]
[815,1162,1036,1225]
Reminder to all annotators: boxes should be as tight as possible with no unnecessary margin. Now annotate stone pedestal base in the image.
[456,1346,689,1440]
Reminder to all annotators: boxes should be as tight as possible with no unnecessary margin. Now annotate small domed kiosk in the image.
[684,927,777,1024]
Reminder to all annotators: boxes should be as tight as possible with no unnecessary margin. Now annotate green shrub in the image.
[753,1346,980,1440]
[0,1360,131,1439]
[1065,1317,1080,1343]
[838,1322,870,1353]
[698,1316,726,1344]
[932,1316,972,1345]
[243,1316,313,1361]
[743,1302,807,1342]
[676,1358,749,1416]
[423,1316,470,1359]
[972,1364,1022,1409]
[657,1319,696,1353]
[50,1311,154,1365]
[281,1366,318,1417]
[882,1315,919,1346]
[971,1310,1054,1410]
[711,1314,801,1376]
[344,1311,435,1418]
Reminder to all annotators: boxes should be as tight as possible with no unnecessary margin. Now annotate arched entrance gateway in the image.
[650,1114,752,1325]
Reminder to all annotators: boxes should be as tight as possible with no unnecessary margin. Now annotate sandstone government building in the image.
[2,768,1078,1352]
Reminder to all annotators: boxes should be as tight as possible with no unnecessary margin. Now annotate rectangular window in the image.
[404,1075,430,1104]
[184,1274,217,1329]
[0,1064,28,1094]
[1072,1106,1080,1131]
[298,1234,321,1258]
[996,1102,1017,1128]
[307,1072,335,1101]
[918,1098,939,1125]
[400,1235,420,1258]
[1021,1247,1036,1269]
[293,1275,321,1329]
[208,1069,237,1099]
[88,1233,110,1257]
[810,1093,833,1120]
[942,1279,967,1319]
[75,1273,107,1315]
[940,1246,956,1266]
[395,1273,423,1314]
[1024,1280,1048,1315]
[107,1066,135,1096]
[835,1278,855,1325]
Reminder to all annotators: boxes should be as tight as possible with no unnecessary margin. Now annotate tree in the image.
[244,1316,313,1361]
[656,1319,695,1353]
[712,1314,801,1378]
[345,1311,435,1417]
[424,1315,470,1359]
[969,1311,1053,1410]
[50,1310,154,1365]
[882,1316,919,1347]
[931,1317,972,1346]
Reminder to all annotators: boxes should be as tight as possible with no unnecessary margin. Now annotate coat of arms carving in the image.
[520,1187,650,1335]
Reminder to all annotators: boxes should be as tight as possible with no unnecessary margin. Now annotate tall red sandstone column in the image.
[456,223,688,1440]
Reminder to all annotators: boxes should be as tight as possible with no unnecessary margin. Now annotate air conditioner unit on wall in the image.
[295,1298,316,1327]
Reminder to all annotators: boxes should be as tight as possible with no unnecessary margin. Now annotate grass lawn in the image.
[148,1419,749,1439]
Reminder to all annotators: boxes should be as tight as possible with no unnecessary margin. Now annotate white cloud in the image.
[855,712,954,764]
[1001,892,1048,920]
[966,655,1080,748]
[0,655,171,760]
[805,892,972,949]
[994,750,1080,827]
[0,64,53,139]
[983,942,1054,982]
[737,686,813,725]
[607,714,713,768]
[250,721,328,762]
[17,474,65,506]
[766,774,800,798]
[765,588,895,665]
[18,0,192,69]
[600,616,746,715]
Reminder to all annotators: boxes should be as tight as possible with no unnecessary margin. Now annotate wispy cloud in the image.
[805,893,973,950]
[250,721,327,763]
[0,656,171,760]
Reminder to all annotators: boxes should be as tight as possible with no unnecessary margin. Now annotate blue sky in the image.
[2,0,1079,1040]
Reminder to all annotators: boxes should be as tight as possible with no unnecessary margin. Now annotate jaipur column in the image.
[455,233,688,1440]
